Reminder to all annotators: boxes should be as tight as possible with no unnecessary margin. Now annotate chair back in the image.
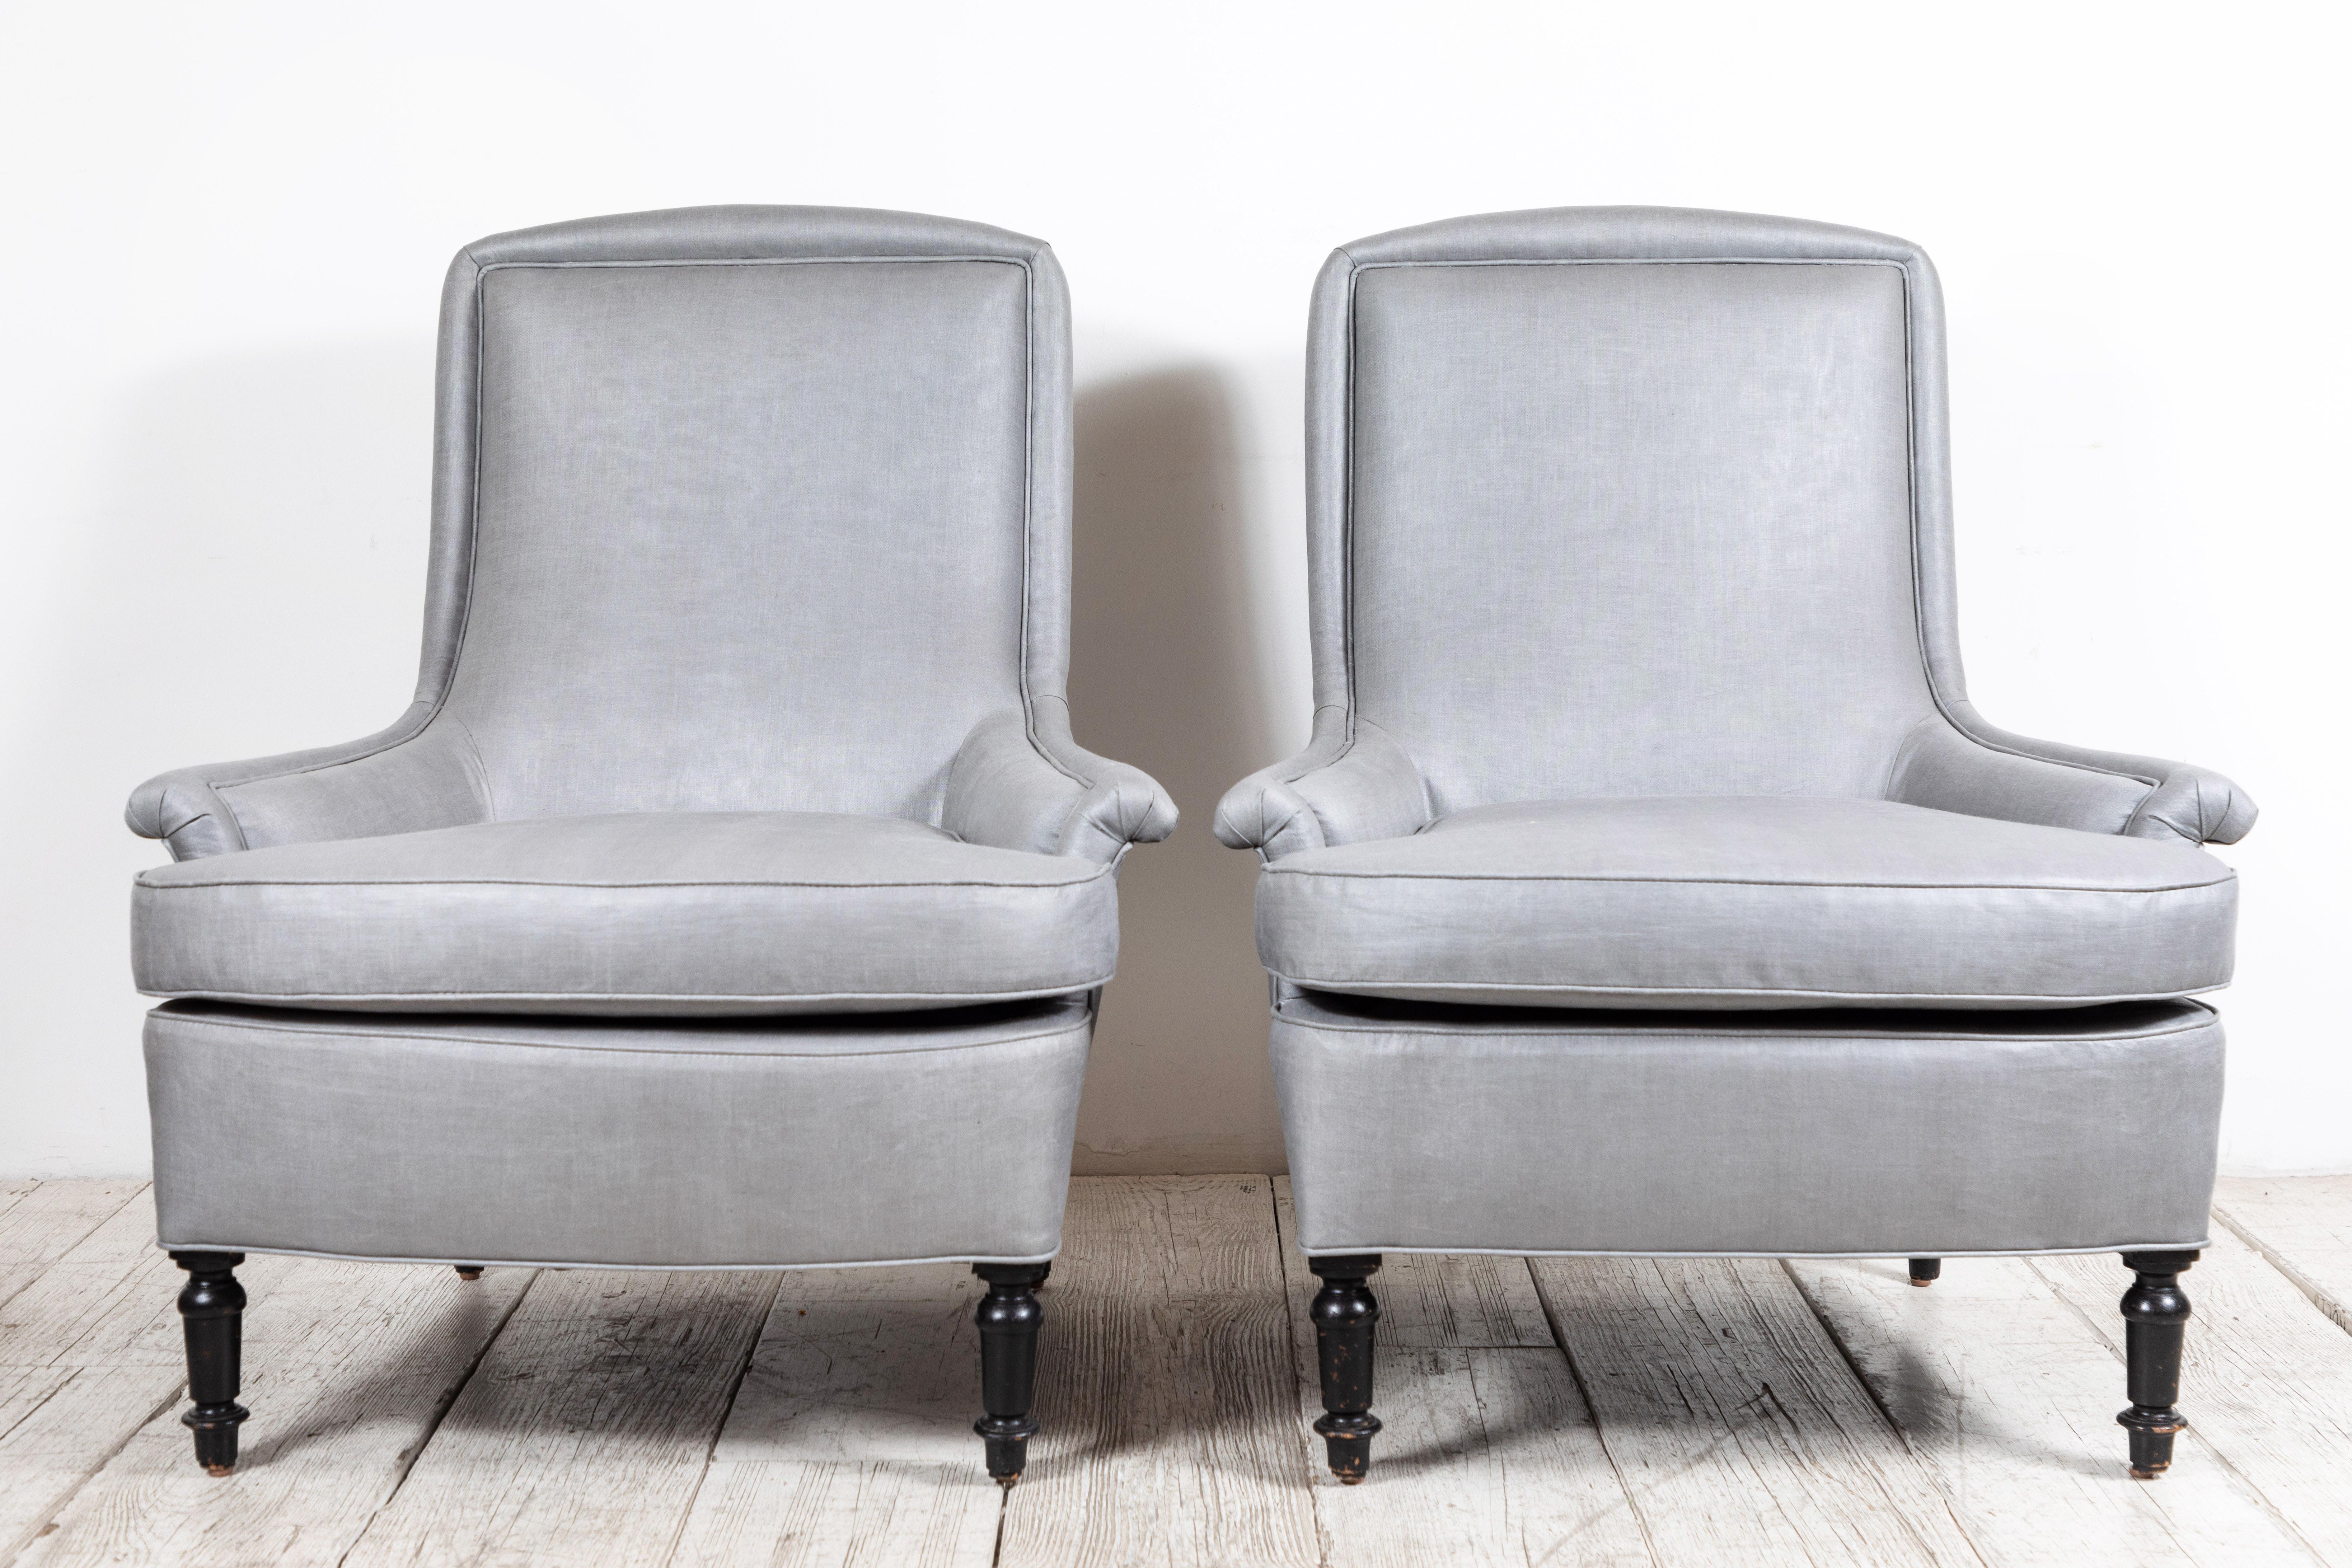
[414,207,1073,819]
[1309,207,1966,811]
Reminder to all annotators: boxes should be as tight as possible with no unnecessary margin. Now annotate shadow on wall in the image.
[1065,366,1288,1176]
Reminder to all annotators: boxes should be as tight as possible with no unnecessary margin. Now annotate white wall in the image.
[3,2,2343,1177]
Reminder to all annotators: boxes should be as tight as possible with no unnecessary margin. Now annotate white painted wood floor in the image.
[4,1175,2352,1567]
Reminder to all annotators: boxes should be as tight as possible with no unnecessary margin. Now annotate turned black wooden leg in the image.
[170,1251,249,1476]
[453,1266,484,1281]
[973,1262,1049,1485]
[1908,1258,1942,1287]
[1308,1254,1383,1484]
[2118,1250,2198,1478]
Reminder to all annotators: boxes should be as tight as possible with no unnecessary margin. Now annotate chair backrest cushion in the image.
[1313,209,1960,812]
[416,208,1071,820]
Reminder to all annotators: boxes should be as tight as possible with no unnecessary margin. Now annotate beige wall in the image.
[2,4,2344,1176]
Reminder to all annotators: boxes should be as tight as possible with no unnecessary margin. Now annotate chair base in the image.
[1271,989,2224,1481]
[1292,1244,2199,1486]
[144,997,1097,1484]
[156,1253,1063,1483]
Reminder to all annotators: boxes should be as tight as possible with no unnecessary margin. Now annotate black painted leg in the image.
[170,1251,248,1476]
[2118,1250,2198,1478]
[453,1266,484,1281]
[1908,1258,1942,1287]
[973,1262,1049,1486]
[1308,1254,1383,1484]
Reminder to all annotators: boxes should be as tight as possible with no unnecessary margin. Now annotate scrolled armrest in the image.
[942,701,1177,863]
[125,704,490,861]
[1214,708,1433,860]
[1888,703,2256,846]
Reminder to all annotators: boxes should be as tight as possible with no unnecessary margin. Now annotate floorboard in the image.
[1365,1243,1555,1352]
[0,1193,181,1371]
[1531,1254,1985,1566]
[1788,1252,2313,1566]
[671,1264,1001,1567]
[19,1255,533,1568]
[0,1187,191,1559]
[2213,1176,2352,1335]
[0,1182,145,1315]
[8,1178,2352,1567]
[993,1175,1321,1568]
[672,1458,1001,1568]
[338,1268,776,1568]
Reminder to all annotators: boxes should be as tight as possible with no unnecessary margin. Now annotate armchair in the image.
[1219,207,2250,1482]
[127,207,1172,1482]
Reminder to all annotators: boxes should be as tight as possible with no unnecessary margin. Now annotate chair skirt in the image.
[145,997,1094,1268]
[1273,988,2221,1258]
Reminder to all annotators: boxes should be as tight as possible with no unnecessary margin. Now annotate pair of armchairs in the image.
[127,206,2249,1491]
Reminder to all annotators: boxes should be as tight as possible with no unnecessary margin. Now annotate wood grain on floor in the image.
[994,1176,1321,1568]
[6,1174,2352,1567]
[1788,1250,2312,1566]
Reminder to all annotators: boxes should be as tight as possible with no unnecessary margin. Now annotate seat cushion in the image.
[134,811,1117,1015]
[1257,797,2236,1009]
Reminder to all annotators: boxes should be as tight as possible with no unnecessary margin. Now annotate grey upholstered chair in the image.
[126,207,1173,1483]
[1217,207,2253,1484]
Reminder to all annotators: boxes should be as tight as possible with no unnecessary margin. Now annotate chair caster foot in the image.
[1317,1417,1379,1483]
[978,1427,1032,1484]
[2119,1404,2184,1480]
[187,1402,248,1474]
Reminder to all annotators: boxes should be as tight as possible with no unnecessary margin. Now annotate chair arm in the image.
[125,704,491,861]
[942,701,1178,863]
[1213,708,1434,860]
[1888,704,2256,846]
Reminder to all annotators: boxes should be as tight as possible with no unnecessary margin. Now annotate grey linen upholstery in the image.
[135,813,1117,1015]
[147,1000,1093,1266]
[1217,207,2248,1013]
[1260,798,2235,1010]
[128,207,1174,867]
[126,207,1171,1270]
[1217,207,2252,866]
[1220,207,2253,1268]
[1273,990,2222,1256]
